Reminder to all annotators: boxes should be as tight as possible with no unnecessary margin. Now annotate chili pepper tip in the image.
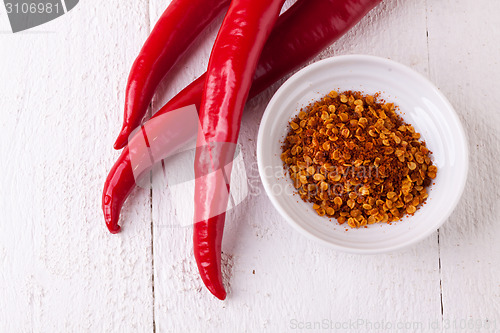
[107,224,121,234]
[113,129,129,150]
[210,288,227,301]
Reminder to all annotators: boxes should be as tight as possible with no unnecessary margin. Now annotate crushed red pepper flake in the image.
[281,90,437,228]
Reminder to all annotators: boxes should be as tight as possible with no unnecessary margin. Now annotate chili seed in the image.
[281,90,436,227]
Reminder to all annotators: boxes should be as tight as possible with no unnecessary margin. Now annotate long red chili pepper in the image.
[193,0,287,300]
[103,0,381,234]
[113,0,230,150]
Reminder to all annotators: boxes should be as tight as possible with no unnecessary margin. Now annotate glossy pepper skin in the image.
[102,146,134,234]
[193,0,287,300]
[102,0,382,235]
[113,0,230,150]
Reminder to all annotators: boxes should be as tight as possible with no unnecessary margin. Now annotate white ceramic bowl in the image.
[257,55,468,254]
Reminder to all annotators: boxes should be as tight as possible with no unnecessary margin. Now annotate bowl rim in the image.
[256,54,469,254]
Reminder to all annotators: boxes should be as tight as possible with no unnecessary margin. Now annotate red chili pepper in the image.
[103,0,381,235]
[113,0,230,150]
[103,146,134,234]
[193,0,287,300]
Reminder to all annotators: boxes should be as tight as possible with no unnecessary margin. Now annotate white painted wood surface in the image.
[0,0,498,332]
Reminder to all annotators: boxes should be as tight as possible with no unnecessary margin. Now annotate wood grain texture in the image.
[427,0,500,326]
[150,0,443,331]
[1,0,498,331]
[0,1,154,332]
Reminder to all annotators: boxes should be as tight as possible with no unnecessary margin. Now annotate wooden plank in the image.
[147,0,226,331]
[0,1,153,331]
[426,0,500,327]
[150,0,443,331]
[0,0,497,330]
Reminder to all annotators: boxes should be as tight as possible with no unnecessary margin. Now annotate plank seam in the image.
[147,1,156,332]
[424,0,443,324]
[150,180,156,333]
[438,230,444,320]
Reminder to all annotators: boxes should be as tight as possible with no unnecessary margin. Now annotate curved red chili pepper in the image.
[103,0,382,234]
[113,0,230,150]
[193,0,287,300]
[102,146,134,234]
